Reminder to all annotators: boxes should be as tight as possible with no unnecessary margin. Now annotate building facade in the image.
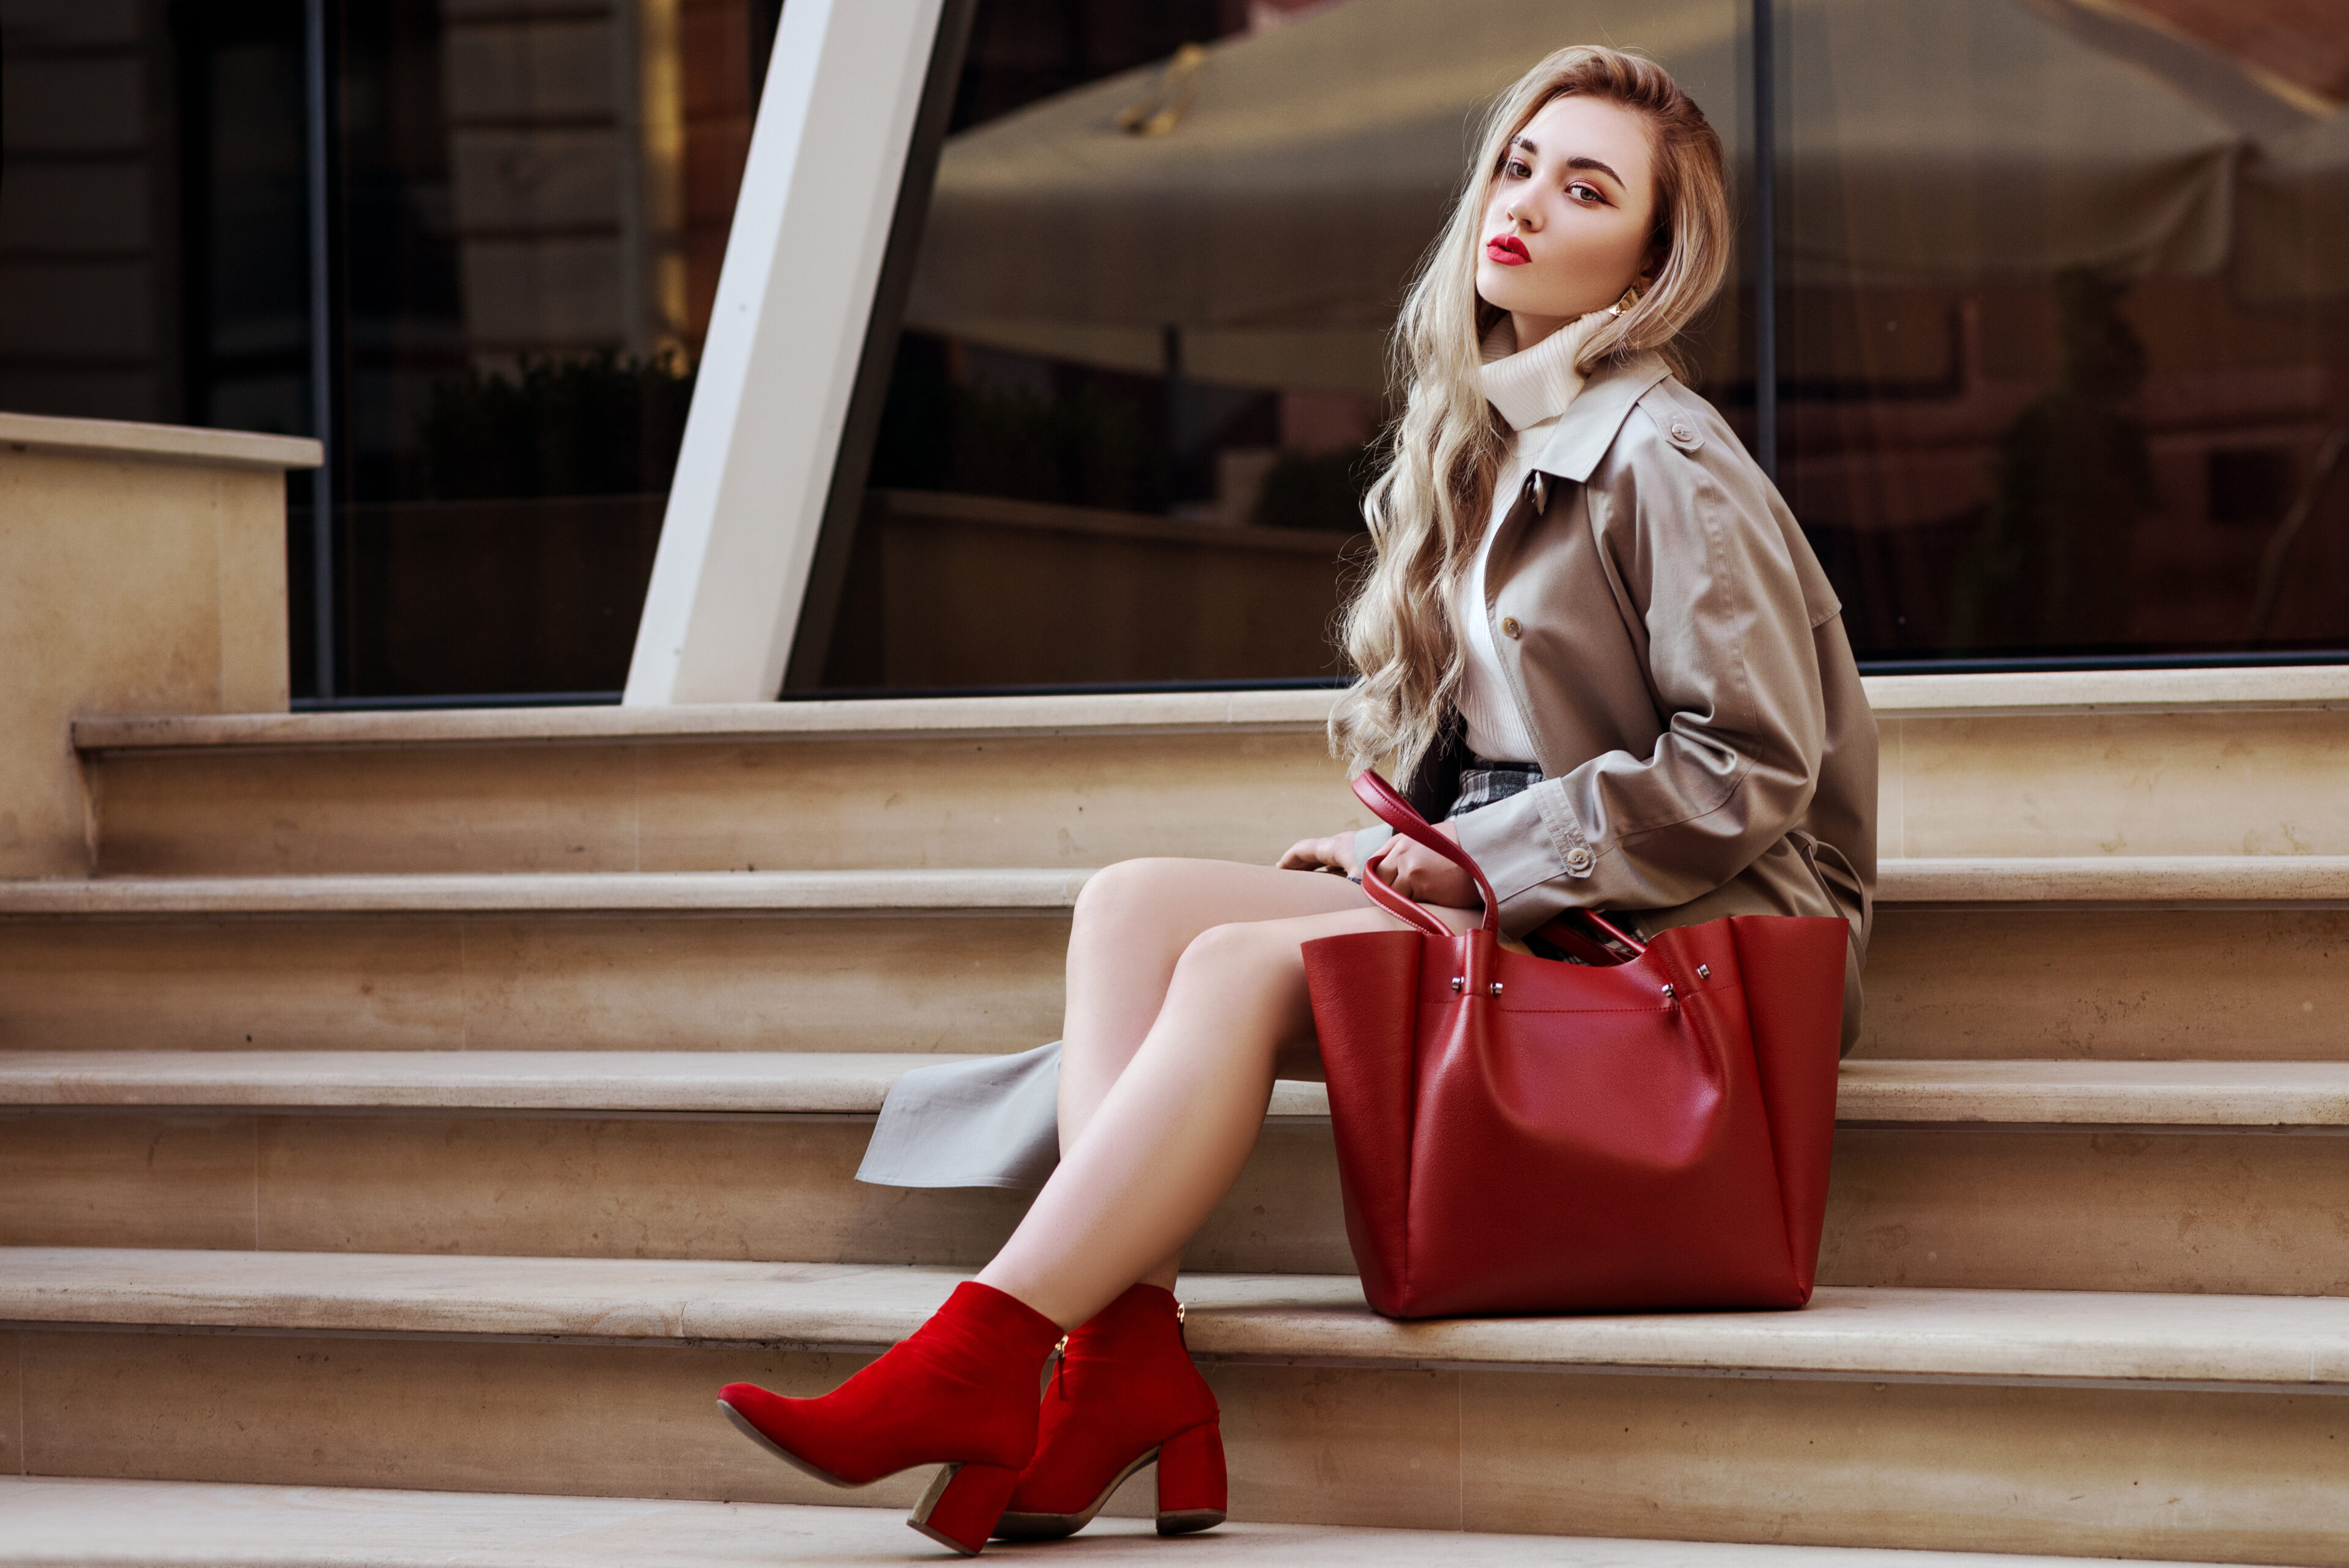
[3,0,2344,699]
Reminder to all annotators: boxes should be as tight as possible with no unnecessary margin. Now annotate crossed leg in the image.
[974,856,1471,1328]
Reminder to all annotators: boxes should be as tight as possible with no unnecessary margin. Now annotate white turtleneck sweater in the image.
[1455,308,1612,764]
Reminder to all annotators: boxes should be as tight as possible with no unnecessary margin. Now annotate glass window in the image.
[329,0,779,698]
[1,0,190,425]
[790,0,1752,693]
[7,0,2342,703]
[1779,0,2349,662]
[0,0,781,701]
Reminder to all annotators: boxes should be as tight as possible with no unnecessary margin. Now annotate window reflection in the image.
[333,0,748,697]
[1781,0,2349,658]
[803,0,1750,691]
[0,0,779,699]
[3,0,2343,697]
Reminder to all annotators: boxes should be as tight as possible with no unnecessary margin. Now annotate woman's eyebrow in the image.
[1507,137,1624,188]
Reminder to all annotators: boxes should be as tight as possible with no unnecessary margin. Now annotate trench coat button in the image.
[1565,846,1595,874]
[1499,617,1522,639]
[1669,419,1696,442]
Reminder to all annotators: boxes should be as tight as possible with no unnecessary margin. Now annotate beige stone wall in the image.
[0,414,316,876]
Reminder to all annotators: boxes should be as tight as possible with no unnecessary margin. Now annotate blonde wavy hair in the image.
[1330,45,1732,785]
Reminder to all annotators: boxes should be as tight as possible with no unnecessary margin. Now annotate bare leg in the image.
[985,883,1471,1328]
[1054,860,1373,1293]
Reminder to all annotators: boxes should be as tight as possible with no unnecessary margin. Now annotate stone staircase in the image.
[4,671,2348,1564]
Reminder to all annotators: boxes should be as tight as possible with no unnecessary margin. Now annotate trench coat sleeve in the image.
[1449,407,1828,934]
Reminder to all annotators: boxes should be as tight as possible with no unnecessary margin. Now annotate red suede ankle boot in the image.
[716,1280,1064,1555]
[993,1282,1226,1540]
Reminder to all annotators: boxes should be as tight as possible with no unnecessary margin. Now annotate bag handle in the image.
[1351,769,1647,958]
[1351,770,1501,936]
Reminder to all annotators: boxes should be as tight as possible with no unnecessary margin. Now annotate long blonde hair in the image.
[1330,45,1732,784]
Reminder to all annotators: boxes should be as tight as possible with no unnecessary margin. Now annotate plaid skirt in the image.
[1448,758,1545,817]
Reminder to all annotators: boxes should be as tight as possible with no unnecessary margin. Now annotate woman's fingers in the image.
[1377,840,1425,893]
[1276,834,1353,873]
[1380,838,1477,907]
[1275,837,1334,870]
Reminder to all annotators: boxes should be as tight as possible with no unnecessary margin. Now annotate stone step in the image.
[6,1054,2345,1293]
[0,1477,2249,1568]
[6,1248,2345,1562]
[0,872,1078,1058]
[6,856,2347,914]
[4,1049,2343,1123]
[4,862,2344,1060]
[70,668,2349,876]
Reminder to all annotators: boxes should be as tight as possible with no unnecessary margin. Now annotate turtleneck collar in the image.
[1478,308,1614,433]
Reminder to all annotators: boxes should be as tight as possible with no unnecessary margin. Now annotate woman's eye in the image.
[1503,158,1531,179]
[1568,182,1605,205]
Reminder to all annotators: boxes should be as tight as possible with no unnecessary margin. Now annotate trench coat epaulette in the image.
[1631,377,1709,456]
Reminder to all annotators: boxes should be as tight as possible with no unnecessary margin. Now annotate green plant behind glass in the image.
[416,351,696,502]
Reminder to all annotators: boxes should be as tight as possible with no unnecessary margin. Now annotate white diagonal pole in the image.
[625,0,946,704]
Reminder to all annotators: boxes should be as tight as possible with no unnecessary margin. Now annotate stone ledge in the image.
[1861,664,2349,718]
[0,411,322,473]
[67,665,2349,754]
[1833,1058,2349,1126]
[0,1476,2244,1568]
[6,1248,2346,1389]
[0,868,1093,915]
[1872,855,2349,906]
[0,1048,1329,1119]
[2,857,2343,915]
[72,688,1343,753]
[3,1051,2343,1128]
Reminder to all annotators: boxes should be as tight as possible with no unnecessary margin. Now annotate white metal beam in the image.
[624,0,946,705]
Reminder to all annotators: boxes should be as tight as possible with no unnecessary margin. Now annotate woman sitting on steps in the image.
[714,42,1876,1556]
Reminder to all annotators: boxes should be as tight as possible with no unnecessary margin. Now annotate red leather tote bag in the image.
[1301,771,1849,1320]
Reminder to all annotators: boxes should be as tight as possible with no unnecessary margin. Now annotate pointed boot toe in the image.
[714,1281,1064,1551]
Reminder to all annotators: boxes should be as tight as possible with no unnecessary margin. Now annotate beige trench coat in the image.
[859,351,1880,1192]
[1406,351,1878,1050]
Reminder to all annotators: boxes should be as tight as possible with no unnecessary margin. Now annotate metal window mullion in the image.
[303,0,337,698]
[1751,0,1778,485]
[623,0,954,705]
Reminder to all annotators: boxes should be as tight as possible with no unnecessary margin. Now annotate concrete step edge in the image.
[0,1476,2254,1568]
[72,688,1341,755]
[4,857,2347,915]
[0,868,1093,915]
[6,1248,2347,1391]
[6,1050,2347,1128]
[67,666,2349,757]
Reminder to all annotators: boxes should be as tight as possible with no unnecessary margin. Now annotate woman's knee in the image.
[1071,858,1186,933]
[1173,919,1304,994]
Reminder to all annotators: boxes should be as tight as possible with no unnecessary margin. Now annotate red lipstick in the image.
[1485,234,1531,266]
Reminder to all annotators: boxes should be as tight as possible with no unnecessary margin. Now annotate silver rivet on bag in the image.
[1450,976,1464,993]
[1661,983,1676,999]
[1488,981,1504,998]
[1696,964,1710,979]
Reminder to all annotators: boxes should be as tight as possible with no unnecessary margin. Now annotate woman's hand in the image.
[1370,822,1479,910]
[1277,831,1360,876]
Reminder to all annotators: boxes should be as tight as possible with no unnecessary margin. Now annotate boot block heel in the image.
[1153,1422,1227,1536]
[911,1461,1020,1556]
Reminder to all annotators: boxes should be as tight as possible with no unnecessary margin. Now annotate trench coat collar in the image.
[1520,351,1674,483]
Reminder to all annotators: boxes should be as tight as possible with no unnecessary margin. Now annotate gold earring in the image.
[1607,284,1641,317]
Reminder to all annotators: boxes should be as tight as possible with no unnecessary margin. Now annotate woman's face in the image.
[1476,93,1660,341]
